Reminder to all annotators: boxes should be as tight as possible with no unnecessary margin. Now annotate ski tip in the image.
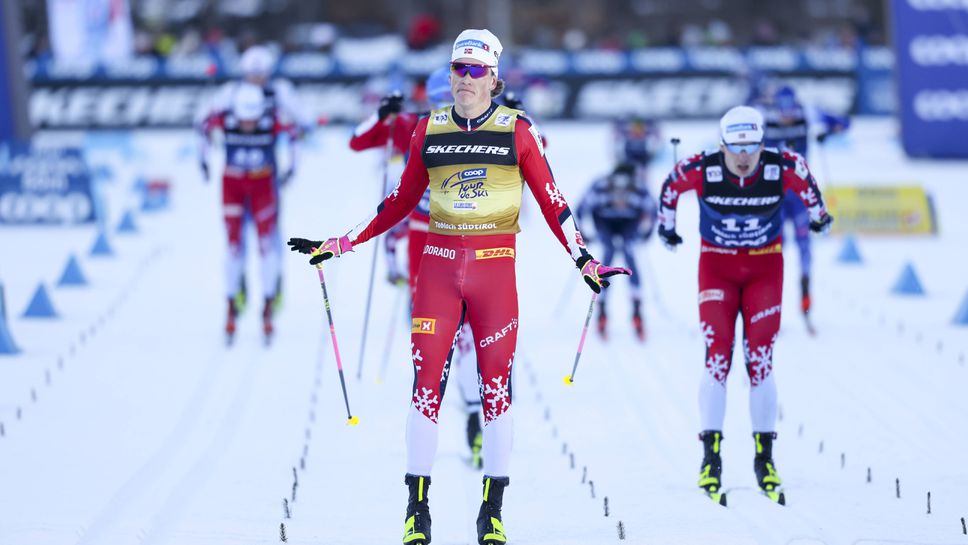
[563,375,574,385]
[346,415,360,426]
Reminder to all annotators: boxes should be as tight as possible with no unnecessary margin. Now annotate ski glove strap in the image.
[576,255,631,294]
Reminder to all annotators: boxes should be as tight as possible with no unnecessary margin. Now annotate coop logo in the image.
[423,245,456,260]
[425,145,510,156]
[479,318,518,348]
[910,35,968,66]
[442,168,489,199]
[412,318,437,335]
[914,90,968,121]
[475,247,515,260]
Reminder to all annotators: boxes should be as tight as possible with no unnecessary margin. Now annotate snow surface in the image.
[1,118,967,545]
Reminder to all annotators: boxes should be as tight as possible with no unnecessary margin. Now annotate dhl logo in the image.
[475,247,515,260]
[412,318,436,334]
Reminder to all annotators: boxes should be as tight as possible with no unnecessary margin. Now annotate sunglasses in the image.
[450,62,492,78]
[724,142,762,154]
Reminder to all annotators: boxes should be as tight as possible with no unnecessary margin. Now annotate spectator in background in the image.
[407,13,441,50]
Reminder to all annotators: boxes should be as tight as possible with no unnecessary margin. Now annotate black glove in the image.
[657,225,683,250]
[200,160,209,182]
[809,214,834,234]
[377,91,404,120]
[288,237,323,256]
[503,92,523,110]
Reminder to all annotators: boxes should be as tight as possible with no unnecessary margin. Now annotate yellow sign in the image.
[824,186,936,235]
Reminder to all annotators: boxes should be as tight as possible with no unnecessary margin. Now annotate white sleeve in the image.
[272,79,314,131]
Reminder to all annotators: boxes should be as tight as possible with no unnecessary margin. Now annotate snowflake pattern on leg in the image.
[744,333,777,387]
[700,321,715,348]
[483,375,511,423]
[411,343,423,372]
[705,353,730,385]
[412,387,440,422]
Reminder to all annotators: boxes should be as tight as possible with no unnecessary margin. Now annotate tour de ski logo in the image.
[441,168,489,199]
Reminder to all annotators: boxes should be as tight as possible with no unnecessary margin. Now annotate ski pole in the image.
[564,292,598,385]
[376,282,406,384]
[312,259,360,426]
[670,137,681,164]
[356,124,396,380]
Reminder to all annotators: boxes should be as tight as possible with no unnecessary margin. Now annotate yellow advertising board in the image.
[824,186,936,235]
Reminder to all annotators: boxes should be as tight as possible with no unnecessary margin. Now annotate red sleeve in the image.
[349,113,415,155]
[516,117,587,260]
[200,112,225,135]
[780,150,829,222]
[657,153,704,231]
[348,117,430,246]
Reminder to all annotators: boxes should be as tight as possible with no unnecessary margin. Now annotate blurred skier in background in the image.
[656,106,833,506]
[577,161,657,341]
[349,66,487,469]
[755,84,849,333]
[196,45,313,315]
[199,83,298,345]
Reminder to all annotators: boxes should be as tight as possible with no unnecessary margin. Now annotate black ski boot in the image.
[262,297,274,345]
[698,430,726,505]
[402,474,432,544]
[225,298,238,346]
[467,411,483,469]
[632,298,646,342]
[753,432,785,504]
[597,301,608,340]
[476,476,509,545]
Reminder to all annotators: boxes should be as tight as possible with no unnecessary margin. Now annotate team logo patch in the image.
[495,113,513,127]
[412,318,437,334]
[433,112,449,125]
[706,166,723,182]
[475,247,515,260]
[749,243,782,255]
[764,164,780,181]
[725,122,758,133]
[699,289,725,304]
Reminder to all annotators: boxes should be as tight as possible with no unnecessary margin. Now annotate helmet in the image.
[720,105,764,144]
[239,45,274,78]
[232,83,266,121]
[773,85,798,113]
[425,66,451,108]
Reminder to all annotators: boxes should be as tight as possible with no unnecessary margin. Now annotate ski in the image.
[803,312,816,336]
[761,486,786,505]
[703,489,727,506]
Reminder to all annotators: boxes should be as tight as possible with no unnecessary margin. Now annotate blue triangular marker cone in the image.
[117,210,138,234]
[891,262,925,296]
[57,255,88,287]
[953,291,968,326]
[0,286,20,354]
[22,283,58,318]
[837,236,863,264]
[90,231,114,257]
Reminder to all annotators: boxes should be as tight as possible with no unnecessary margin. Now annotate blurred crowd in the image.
[20,0,885,66]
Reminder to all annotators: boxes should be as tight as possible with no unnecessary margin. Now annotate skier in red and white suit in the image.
[657,105,832,502]
[290,28,630,544]
[200,83,298,341]
[349,67,489,468]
